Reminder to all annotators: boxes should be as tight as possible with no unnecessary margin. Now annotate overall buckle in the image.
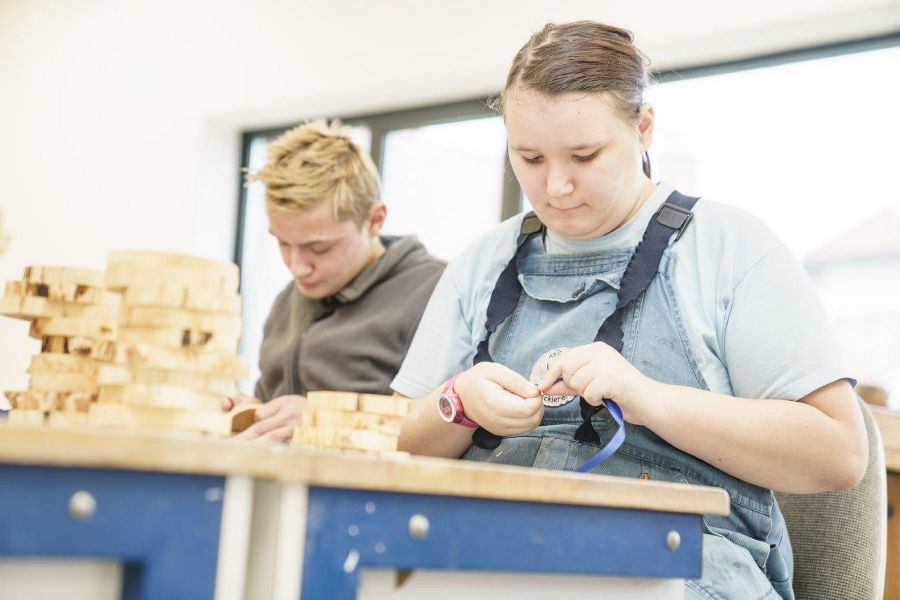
[655,202,694,241]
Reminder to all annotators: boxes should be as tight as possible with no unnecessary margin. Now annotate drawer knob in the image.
[69,490,96,521]
[666,530,681,551]
[408,514,429,540]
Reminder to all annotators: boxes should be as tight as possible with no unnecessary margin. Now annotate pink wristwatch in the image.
[437,374,478,428]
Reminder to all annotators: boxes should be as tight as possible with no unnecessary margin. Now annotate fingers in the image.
[481,395,544,436]
[490,386,544,420]
[253,397,283,420]
[234,414,288,439]
[540,379,577,397]
[463,366,545,435]
[234,395,304,439]
[254,394,303,420]
[260,425,295,444]
[538,347,593,392]
[234,423,263,440]
[480,363,540,399]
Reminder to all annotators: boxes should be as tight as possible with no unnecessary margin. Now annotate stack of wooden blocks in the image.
[294,391,413,455]
[0,266,120,425]
[91,250,248,434]
[1,251,250,435]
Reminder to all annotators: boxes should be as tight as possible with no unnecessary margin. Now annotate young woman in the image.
[391,21,867,598]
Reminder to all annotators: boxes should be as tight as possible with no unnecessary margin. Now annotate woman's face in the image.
[505,88,654,240]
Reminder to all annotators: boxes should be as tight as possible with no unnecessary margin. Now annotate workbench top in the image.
[872,406,900,473]
[0,422,730,516]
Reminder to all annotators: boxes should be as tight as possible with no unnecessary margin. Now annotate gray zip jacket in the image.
[254,236,445,401]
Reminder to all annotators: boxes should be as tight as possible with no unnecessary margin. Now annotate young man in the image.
[228,120,444,442]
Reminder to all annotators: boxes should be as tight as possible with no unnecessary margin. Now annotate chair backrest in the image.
[774,397,886,600]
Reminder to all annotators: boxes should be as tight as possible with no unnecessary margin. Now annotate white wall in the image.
[1,0,898,392]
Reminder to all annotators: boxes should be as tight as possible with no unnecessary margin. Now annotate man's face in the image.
[267,202,385,299]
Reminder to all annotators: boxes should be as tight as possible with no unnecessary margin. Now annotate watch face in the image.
[437,394,456,422]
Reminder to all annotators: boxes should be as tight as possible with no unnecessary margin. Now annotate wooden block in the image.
[36,283,112,305]
[306,391,359,412]
[887,472,900,600]
[874,407,900,453]
[30,316,117,341]
[87,403,231,435]
[4,280,24,297]
[859,384,889,407]
[97,364,236,396]
[122,284,241,315]
[29,353,98,376]
[62,391,95,412]
[97,384,223,412]
[66,337,117,362]
[358,394,413,417]
[291,427,305,445]
[309,406,401,435]
[120,306,242,337]
[5,390,41,410]
[5,390,94,412]
[7,409,46,426]
[0,294,45,320]
[20,282,119,305]
[300,427,398,452]
[230,405,257,433]
[29,371,98,394]
[0,295,118,321]
[114,342,247,379]
[47,411,91,426]
[300,406,317,428]
[106,250,239,293]
[41,336,69,354]
[117,327,240,351]
[38,336,116,362]
[23,266,104,288]
[338,429,399,452]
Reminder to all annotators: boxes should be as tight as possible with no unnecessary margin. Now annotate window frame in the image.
[232,31,900,280]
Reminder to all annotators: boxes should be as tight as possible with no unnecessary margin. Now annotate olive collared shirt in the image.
[254,236,445,401]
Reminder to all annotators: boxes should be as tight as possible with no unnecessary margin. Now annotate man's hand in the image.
[234,394,306,443]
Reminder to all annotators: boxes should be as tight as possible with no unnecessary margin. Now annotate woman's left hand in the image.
[537,342,656,424]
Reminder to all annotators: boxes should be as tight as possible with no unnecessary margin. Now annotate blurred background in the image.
[2,0,899,404]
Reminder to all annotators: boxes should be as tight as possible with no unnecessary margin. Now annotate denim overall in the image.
[462,194,794,599]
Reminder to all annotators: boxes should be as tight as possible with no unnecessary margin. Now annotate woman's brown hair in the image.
[493,21,653,176]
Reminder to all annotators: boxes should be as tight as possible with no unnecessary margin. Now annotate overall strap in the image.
[574,190,698,472]
[472,212,543,449]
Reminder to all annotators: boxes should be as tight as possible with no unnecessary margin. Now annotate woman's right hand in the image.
[454,362,544,436]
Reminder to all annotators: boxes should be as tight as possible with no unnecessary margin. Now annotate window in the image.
[380,117,508,260]
[648,42,900,402]
[235,39,900,402]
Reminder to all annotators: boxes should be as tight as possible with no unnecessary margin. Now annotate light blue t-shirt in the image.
[391,181,852,401]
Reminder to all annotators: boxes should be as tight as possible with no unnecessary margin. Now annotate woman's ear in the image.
[637,104,655,152]
[367,202,387,237]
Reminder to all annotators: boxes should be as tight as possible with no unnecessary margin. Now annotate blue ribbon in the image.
[574,399,625,473]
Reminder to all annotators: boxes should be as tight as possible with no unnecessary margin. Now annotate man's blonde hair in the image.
[247,120,381,222]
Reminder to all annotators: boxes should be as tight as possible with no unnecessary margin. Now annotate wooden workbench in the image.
[873,408,900,600]
[0,423,730,599]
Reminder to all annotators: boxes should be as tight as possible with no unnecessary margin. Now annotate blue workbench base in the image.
[302,487,702,599]
[0,464,225,600]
